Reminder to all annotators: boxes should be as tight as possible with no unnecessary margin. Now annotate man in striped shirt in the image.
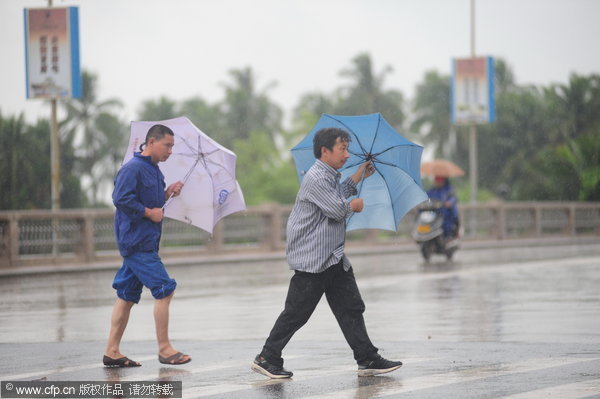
[252,127,403,378]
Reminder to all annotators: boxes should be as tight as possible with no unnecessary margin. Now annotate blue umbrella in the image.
[291,113,428,232]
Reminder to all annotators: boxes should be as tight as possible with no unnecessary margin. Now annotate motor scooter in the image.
[412,200,459,261]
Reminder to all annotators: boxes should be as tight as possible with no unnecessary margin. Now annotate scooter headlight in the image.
[419,211,436,223]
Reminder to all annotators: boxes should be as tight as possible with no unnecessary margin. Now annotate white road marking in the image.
[0,355,156,381]
[181,357,433,397]
[302,357,600,399]
[498,378,600,399]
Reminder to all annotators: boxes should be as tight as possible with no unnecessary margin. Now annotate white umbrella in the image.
[124,116,246,234]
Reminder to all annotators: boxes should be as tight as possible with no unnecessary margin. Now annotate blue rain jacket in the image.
[427,181,459,236]
[113,153,166,257]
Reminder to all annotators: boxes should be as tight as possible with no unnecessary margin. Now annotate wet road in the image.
[1,239,599,398]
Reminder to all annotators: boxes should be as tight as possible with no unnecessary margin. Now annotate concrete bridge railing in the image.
[1,202,599,268]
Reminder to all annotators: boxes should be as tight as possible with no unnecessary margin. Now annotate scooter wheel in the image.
[421,244,432,262]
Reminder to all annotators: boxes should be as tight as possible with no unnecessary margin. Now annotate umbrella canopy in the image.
[421,159,465,178]
[291,113,428,232]
[124,116,246,234]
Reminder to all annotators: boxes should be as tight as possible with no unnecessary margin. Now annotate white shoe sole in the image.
[251,363,292,379]
[358,364,402,377]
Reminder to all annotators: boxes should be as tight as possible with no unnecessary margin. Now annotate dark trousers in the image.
[260,261,378,367]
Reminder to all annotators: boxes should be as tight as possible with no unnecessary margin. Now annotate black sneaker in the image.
[358,355,403,376]
[251,355,293,379]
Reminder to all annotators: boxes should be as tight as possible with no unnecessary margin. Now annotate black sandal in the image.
[158,352,191,365]
[103,355,141,368]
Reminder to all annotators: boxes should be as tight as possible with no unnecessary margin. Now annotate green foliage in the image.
[291,53,405,135]
[411,60,600,203]
[476,86,553,198]
[454,181,498,204]
[524,133,600,201]
[0,112,85,210]
[3,55,599,210]
[92,112,129,206]
[61,70,127,206]
[491,74,600,201]
[137,96,178,121]
[179,97,225,144]
[233,132,298,205]
[218,67,283,149]
[410,70,451,157]
[335,53,405,127]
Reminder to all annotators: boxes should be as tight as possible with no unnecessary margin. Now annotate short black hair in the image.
[313,128,351,158]
[139,124,174,151]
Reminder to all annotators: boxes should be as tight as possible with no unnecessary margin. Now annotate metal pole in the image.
[470,0,476,57]
[467,0,478,237]
[469,125,477,203]
[51,98,60,211]
[469,0,478,205]
[48,0,60,257]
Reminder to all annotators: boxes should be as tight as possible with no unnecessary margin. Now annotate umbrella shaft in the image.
[163,192,175,210]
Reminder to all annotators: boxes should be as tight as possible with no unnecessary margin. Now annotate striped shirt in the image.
[286,159,357,273]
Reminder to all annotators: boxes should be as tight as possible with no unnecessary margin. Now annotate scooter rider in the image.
[426,176,459,238]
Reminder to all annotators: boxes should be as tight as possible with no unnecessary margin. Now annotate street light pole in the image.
[47,0,60,212]
[47,0,60,257]
[50,98,60,211]
[469,0,478,205]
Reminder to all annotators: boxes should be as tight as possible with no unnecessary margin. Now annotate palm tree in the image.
[287,92,334,148]
[410,70,452,158]
[60,70,124,205]
[480,72,600,201]
[537,73,600,200]
[478,86,551,198]
[179,96,226,144]
[0,113,37,209]
[336,53,405,128]
[219,67,283,148]
[494,58,517,95]
[137,96,178,121]
[544,73,600,143]
[0,112,85,209]
[93,112,128,206]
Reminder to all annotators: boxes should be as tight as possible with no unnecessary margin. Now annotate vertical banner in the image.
[24,7,81,99]
[451,57,495,124]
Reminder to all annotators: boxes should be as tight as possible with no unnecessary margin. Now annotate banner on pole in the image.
[24,7,81,99]
[451,57,495,125]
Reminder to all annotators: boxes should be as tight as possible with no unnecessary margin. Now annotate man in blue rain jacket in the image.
[103,124,191,368]
[113,153,165,256]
